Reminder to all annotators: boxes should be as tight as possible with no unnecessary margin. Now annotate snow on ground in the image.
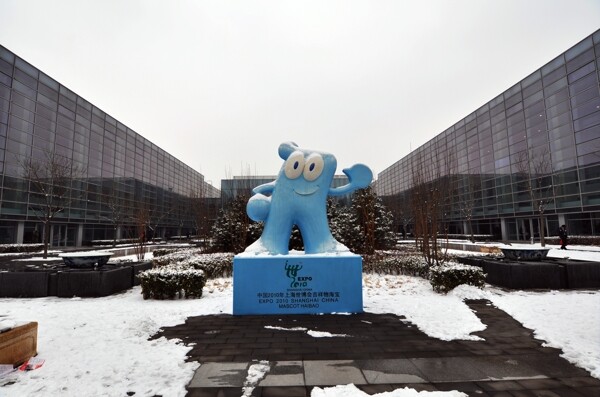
[488,289,600,379]
[0,278,232,397]
[363,274,487,341]
[312,384,467,396]
[0,249,599,396]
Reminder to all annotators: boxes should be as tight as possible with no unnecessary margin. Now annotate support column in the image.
[76,224,84,247]
[558,214,566,227]
[500,218,508,241]
[16,221,25,244]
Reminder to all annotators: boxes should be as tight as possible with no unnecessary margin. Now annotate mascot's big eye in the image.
[303,153,324,181]
[284,151,305,179]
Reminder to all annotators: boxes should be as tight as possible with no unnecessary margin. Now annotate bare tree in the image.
[131,204,151,261]
[458,174,480,242]
[410,149,454,267]
[147,203,172,242]
[516,147,553,246]
[382,193,412,240]
[102,181,128,247]
[191,186,215,245]
[353,187,377,255]
[169,193,189,238]
[20,151,83,258]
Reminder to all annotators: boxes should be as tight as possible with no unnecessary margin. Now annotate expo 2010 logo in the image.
[285,262,312,288]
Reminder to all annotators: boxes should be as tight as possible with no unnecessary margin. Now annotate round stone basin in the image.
[58,251,113,268]
[500,247,551,261]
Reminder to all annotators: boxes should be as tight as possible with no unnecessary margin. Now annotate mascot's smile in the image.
[294,185,319,196]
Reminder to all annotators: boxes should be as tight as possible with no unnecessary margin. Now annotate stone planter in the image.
[58,251,113,268]
[0,322,38,366]
[500,247,551,261]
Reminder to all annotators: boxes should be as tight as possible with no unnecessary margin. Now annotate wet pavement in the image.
[154,300,600,396]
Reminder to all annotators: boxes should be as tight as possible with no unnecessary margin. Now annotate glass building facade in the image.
[377,30,600,240]
[0,44,220,245]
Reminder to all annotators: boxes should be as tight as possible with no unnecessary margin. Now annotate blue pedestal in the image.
[233,254,363,315]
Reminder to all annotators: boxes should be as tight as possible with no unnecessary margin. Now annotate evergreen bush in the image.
[429,262,486,294]
[138,266,206,299]
[363,253,428,277]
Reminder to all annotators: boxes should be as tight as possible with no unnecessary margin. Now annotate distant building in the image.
[0,45,219,245]
[377,29,600,240]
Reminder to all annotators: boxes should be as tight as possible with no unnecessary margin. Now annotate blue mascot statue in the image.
[245,142,373,255]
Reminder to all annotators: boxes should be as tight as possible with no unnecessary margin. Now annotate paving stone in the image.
[560,377,600,388]
[576,386,600,397]
[515,354,592,378]
[516,378,566,390]
[355,384,397,393]
[471,355,546,380]
[434,381,487,392]
[259,361,305,387]
[410,357,489,382]
[188,362,248,388]
[304,360,367,386]
[475,380,525,391]
[186,387,243,397]
[260,386,309,397]
[355,359,427,384]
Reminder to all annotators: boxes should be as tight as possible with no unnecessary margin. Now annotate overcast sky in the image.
[1,1,599,189]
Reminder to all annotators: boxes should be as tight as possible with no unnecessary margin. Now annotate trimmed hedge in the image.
[89,238,138,246]
[0,244,44,253]
[153,250,233,278]
[139,250,233,299]
[152,248,182,258]
[544,235,600,246]
[363,253,429,277]
[429,262,486,294]
[138,266,206,299]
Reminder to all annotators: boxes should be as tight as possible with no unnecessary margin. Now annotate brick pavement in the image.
[153,300,600,396]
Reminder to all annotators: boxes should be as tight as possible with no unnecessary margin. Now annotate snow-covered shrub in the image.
[152,248,181,258]
[178,253,234,278]
[363,253,428,277]
[90,238,138,246]
[429,262,486,294]
[138,266,206,299]
[0,244,44,253]
[153,250,233,278]
[545,235,600,246]
[153,248,204,266]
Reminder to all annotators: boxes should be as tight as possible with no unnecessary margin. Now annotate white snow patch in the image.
[265,325,308,332]
[307,330,350,338]
[242,360,270,396]
[363,274,486,341]
[311,383,467,396]
[266,325,351,338]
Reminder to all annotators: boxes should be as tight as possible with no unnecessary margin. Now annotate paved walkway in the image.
[154,300,600,396]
